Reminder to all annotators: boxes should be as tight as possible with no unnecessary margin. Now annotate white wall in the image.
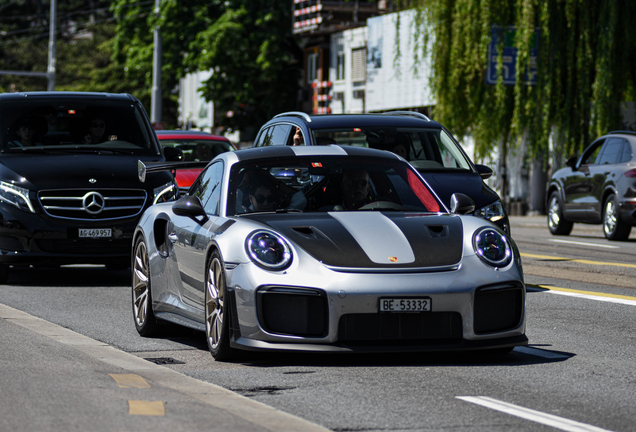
[330,27,368,114]
[178,71,214,130]
[366,10,435,112]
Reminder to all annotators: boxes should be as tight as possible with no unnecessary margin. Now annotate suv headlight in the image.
[473,227,512,268]
[153,180,179,204]
[0,181,35,213]
[474,200,505,223]
[246,230,293,270]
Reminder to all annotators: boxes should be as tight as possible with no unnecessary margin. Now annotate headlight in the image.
[153,180,179,204]
[246,230,293,270]
[0,181,35,213]
[474,200,505,223]
[473,227,512,268]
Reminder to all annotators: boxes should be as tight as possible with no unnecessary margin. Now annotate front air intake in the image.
[473,282,524,334]
[257,287,328,337]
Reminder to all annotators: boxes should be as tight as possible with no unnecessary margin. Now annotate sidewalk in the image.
[0,303,330,432]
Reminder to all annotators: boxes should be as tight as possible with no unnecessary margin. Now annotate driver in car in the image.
[320,169,375,211]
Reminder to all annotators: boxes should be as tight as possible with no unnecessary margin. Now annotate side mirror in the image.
[163,146,183,161]
[172,196,207,223]
[474,164,493,180]
[450,193,475,215]
[565,155,578,169]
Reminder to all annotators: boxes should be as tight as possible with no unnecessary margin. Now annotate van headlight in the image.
[473,227,512,268]
[153,180,179,204]
[0,181,35,213]
[246,230,293,270]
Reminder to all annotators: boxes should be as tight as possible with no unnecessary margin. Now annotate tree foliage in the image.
[398,0,636,161]
[112,0,302,132]
[0,0,123,94]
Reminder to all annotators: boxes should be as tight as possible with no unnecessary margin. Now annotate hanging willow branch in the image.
[399,0,636,161]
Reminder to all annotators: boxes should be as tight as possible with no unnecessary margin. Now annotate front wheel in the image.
[132,237,162,336]
[603,194,631,240]
[205,250,238,361]
[547,192,573,235]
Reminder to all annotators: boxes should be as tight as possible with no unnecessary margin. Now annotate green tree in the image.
[398,0,636,162]
[0,1,132,95]
[187,0,302,133]
[112,0,302,133]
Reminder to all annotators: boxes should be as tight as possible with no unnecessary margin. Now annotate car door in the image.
[586,137,626,222]
[562,140,604,221]
[171,162,223,310]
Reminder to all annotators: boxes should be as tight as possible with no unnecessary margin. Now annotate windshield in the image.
[229,155,442,216]
[0,98,157,154]
[311,127,472,171]
[159,138,234,162]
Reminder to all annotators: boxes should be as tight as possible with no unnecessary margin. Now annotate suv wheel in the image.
[603,194,631,240]
[547,192,573,235]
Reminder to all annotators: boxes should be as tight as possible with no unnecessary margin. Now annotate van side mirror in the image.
[475,164,493,180]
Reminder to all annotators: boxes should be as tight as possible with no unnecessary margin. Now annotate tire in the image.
[603,194,632,241]
[132,236,162,336]
[547,192,573,235]
[205,250,238,361]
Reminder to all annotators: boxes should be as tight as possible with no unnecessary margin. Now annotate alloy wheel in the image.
[132,241,150,328]
[206,257,224,350]
[604,200,617,236]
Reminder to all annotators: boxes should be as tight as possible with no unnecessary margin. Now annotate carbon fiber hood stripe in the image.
[244,213,463,269]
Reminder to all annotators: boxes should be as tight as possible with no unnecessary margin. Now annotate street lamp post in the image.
[150,0,162,126]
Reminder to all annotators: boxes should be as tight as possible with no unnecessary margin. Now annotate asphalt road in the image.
[1,215,635,431]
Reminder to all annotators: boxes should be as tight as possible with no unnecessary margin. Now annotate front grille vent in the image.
[39,189,148,220]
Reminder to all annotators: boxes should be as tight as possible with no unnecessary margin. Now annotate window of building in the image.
[336,51,345,81]
[351,48,367,82]
[307,52,318,84]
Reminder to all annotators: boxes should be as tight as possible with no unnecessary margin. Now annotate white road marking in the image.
[457,396,614,432]
[513,346,569,359]
[545,290,636,306]
[548,239,619,249]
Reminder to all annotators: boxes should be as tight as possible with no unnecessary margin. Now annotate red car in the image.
[156,130,236,194]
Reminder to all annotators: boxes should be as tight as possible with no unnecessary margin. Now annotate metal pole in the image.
[47,0,57,91]
[150,0,162,125]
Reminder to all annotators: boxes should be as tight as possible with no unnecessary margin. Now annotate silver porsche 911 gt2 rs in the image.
[132,145,527,361]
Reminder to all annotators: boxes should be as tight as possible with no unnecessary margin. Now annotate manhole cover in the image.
[144,357,186,365]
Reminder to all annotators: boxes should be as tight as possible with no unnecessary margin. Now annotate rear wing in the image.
[138,160,208,183]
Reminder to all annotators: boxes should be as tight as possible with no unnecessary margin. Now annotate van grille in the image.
[39,189,147,220]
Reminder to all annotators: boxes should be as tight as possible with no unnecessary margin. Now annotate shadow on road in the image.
[4,264,130,287]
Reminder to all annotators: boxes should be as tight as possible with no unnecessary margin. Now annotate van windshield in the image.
[0,98,158,154]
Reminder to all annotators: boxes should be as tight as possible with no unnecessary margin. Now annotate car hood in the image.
[418,171,499,210]
[0,153,167,190]
[242,212,464,269]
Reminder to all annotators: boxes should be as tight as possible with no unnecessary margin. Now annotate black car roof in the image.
[0,91,137,102]
[266,112,444,130]
[233,144,399,162]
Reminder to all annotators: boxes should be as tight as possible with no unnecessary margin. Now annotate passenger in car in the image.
[84,117,108,144]
[237,168,307,213]
[10,118,40,147]
[293,127,304,146]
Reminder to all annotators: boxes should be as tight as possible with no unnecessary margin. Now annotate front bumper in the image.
[226,257,527,354]
[0,203,137,266]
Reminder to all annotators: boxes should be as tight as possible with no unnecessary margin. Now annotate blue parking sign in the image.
[486,26,538,85]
